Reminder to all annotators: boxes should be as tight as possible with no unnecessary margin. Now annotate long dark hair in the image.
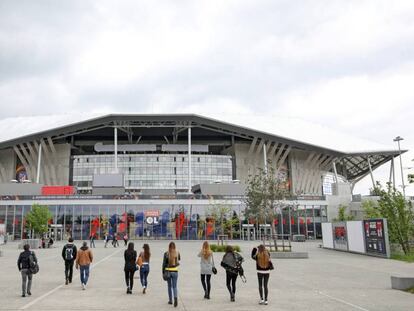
[143,244,150,261]
[127,242,135,252]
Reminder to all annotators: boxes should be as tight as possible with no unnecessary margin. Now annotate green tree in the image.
[244,162,289,251]
[26,204,52,238]
[208,203,239,237]
[333,204,354,221]
[368,183,414,255]
[361,200,382,219]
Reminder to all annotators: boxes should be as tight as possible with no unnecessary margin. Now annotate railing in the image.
[261,234,292,252]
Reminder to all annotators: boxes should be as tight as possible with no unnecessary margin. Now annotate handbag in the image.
[269,260,274,270]
[137,255,143,267]
[211,254,217,275]
[29,252,39,275]
[163,270,171,281]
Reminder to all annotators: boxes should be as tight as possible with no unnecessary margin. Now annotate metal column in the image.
[312,205,316,239]
[367,156,376,188]
[288,205,292,237]
[188,127,192,193]
[263,143,268,174]
[36,143,42,183]
[114,127,118,173]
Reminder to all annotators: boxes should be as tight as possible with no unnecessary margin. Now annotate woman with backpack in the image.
[138,243,151,294]
[162,242,180,307]
[124,242,138,294]
[251,245,274,305]
[220,245,244,302]
[17,244,38,297]
[197,241,215,299]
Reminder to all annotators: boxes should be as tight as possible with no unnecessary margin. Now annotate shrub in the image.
[210,244,241,252]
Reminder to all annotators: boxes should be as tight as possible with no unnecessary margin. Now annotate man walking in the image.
[17,244,37,297]
[62,238,77,285]
[76,241,93,290]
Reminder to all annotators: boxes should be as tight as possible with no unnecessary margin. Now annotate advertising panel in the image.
[332,222,348,251]
[145,210,160,225]
[364,219,389,257]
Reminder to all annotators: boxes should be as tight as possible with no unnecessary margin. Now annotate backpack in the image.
[29,252,39,274]
[65,245,74,261]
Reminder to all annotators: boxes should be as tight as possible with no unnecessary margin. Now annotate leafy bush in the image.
[210,244,241,252]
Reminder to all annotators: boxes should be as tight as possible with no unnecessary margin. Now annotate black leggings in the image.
[200,274,211,295]
[125,269,136,289]
[257,273,270,300]
[226,271,237,296]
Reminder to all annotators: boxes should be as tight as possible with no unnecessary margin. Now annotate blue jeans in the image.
[140,264,150,287]
[167,272,178,301]
[80,265,90,285]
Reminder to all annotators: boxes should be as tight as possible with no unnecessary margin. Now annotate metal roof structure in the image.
[0,113,405,184]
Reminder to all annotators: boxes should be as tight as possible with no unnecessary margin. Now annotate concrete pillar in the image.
[36,143,42,183]
[114,127,118,173]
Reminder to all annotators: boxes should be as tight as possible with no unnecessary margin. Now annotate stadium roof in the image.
[0,113,406,183]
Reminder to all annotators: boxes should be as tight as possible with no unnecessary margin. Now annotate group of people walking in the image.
[17,240,274,306]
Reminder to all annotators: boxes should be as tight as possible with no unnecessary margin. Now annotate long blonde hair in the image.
[201,241,212,259]
[257,244,270,269]
[168,241,178,266]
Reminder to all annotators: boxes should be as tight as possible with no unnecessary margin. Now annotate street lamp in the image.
[393,136,406,197]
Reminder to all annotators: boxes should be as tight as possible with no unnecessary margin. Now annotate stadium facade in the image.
[0,114,403,241]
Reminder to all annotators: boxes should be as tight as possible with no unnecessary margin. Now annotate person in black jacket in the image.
[17,244,37,297]
[124,242,137,294]
[251,245,273,305]
[62,238,78,285]
[221,245,244,302]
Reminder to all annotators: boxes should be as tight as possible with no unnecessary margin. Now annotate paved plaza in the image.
[0,240,413,310]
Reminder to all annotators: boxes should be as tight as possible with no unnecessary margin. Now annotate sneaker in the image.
[21,294,25,298]
[259,299,264,305]
[174,297,178,307]
[27,292,31,296]
[264,301,268,305]
[82,283,85,290]
[65,279,69,285]
[168,301,172,305]
[143,287,146,294]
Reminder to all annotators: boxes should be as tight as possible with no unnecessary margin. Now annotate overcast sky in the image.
[0,0,413,195]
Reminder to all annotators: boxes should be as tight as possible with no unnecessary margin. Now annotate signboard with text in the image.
[364,219,389,257]
[144,210,160,225]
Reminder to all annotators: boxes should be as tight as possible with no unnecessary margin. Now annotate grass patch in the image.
[406,287,414,294]
[210,244,241,252]
[390,252,414,263]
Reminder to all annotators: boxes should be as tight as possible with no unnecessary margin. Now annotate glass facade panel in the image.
[72,154,233,192]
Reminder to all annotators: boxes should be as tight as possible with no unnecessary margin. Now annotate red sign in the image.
[144,210,160,217]
[41,186,75,195]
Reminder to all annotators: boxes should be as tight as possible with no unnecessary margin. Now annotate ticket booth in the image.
[241,224,256,241]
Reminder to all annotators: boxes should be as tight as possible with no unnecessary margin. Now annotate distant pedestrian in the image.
[138,243,151,294]
[123,234,129,247]
[198,241,214,299]
[252,245,273,305]
[17,244,38,297]
[162,242,180,307]
[89,234,96,248]
[220,245,244,302]
[112,234,119,247]
[76,241,93,290]
[104,233,109,248]
[62,238,78,285]
[124,242,138,294]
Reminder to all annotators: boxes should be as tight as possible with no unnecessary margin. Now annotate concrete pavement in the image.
[0,240,413,310]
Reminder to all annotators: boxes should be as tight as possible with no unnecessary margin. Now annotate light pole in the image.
[393,136,405,197]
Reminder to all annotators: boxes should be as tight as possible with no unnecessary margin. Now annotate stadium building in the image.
[0,114,404,241]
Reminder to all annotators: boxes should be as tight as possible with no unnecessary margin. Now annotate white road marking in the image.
[20,248,122,310]
[316,290,370,311]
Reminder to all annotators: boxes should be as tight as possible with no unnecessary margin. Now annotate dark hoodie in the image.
[62,243,78,262]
